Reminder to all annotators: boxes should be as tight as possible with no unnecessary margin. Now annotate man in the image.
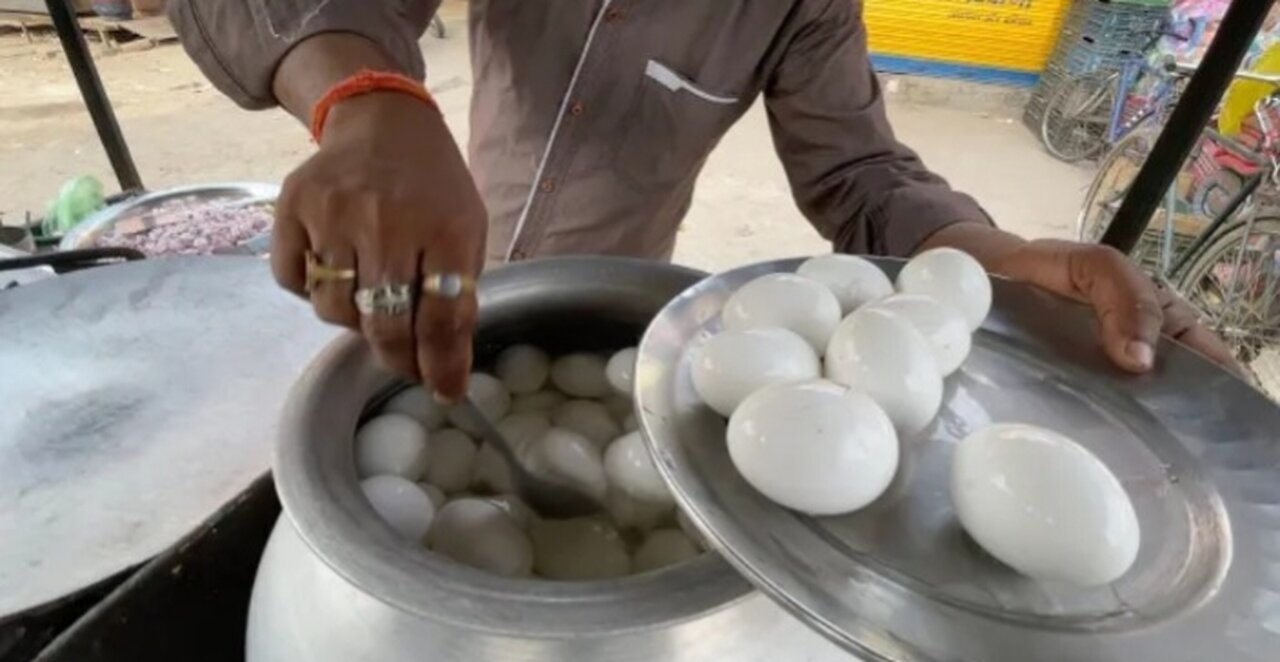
[170,0,1234,400]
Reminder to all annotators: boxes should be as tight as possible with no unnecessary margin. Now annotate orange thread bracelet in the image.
[309,69,438,142]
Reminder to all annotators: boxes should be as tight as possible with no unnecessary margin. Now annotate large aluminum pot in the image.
[248,257,852,661]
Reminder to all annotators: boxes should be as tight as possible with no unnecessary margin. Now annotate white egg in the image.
[868,294,972,376]
[676,508,710,551]
[484,493,538,530]
[447,372,511,436]
[471,443,516,493]
[727,380,898,515]
[361,475,435,542]
[416,482,447,511]
[797,254,894,315]
[551,399,622,448]
[521,427,609,501]
[379,385,449,430]
[428,498,533,577]
[621,412,638,433]
[494,344,551,395]
[549,353,612,398]
[952,424,1140,587]
[354,413,431,479]
[721,273,842,355]
[824,307,943,434]
[602,394,634,423]
[605,488,673,532]
[897,247,992,331]
[422,428,477,492]
[495,411,552,451]
[691,327,820,417]
[605,347,638,395]
[530,517,631,580]
[603,431,673,505]
[633,528,701,573]
[510,390,567,414]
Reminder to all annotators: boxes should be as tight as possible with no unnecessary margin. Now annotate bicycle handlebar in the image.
[1173,62,1280,87]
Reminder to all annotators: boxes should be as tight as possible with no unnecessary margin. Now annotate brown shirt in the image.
[169,0,991,264]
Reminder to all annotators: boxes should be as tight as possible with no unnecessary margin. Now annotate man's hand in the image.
[920,224,1241,375]
[269,35,487,400]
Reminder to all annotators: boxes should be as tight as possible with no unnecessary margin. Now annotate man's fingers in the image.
[1072,248,1163,373]
[270,188,308,297]
[416,236,482,402]
[1158,286,1247,376]
[309,246,359,328]
[356,244,423,380]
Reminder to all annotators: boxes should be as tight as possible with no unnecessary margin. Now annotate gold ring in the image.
[422,272,475,300]
[305,250,356,293]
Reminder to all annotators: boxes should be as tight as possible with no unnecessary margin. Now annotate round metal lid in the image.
[0,257,338,616]
[635,257,1280,662]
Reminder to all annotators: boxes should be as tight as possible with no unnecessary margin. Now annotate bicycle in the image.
[1079,71,1280,399]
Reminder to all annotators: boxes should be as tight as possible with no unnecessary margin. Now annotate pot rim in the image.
[274,257,755,637]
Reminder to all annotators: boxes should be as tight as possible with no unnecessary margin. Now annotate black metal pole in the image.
[1101,0,1271,253]
[45,0,143,192]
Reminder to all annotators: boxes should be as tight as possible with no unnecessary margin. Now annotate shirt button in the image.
[604,7,623,22]
[540,178,555,192]
[569,101,584,116]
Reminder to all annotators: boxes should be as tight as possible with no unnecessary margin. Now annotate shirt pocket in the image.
[615,60,749,192]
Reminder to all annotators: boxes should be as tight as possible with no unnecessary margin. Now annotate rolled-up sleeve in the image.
[764,0,992,257]
[168,0,438,110]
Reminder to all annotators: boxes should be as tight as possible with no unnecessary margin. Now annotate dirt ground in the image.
[0,5,1092,273]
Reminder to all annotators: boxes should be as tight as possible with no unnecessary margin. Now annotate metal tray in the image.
[58,183,278,254]
[635,257,1280,662]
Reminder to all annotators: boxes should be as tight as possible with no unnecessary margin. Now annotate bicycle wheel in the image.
[1077,126,1167,269]
[1177,215,1280,400]
[1041,73,1113,162]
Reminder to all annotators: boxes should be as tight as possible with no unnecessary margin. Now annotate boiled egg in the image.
[727,380,898,515]
[691,327,820,417]
[422,428,477,493]
[621,412,638,433]
[868,294,971,376]
[416,482,447,511]
[495,411,552,451]
[721,273,841,355]
[550,353,613,397]
[825,307,943,434]
[361,475,435,542]
[603,431,674,505]
[484,493,538,530]
[551,399,622,448]
[797,254,894,315]
[428,498,534,577]
[605,347,638,395]
[530,517,631,580]
[951,423,1140,587]
[494,344,551,394]
[605,488,673,532]
[471,442,516,493]
[602,394,634,424]
[447,372,511,437]
[633,528,701,573]
[354,413,430,479]
[897,247,992,331]
[521,427,609,501]
[510,390,567,415]
[380,385,448,431]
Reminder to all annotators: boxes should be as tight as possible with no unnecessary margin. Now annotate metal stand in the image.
[44,0,143,192]
[1102,0,1272,253]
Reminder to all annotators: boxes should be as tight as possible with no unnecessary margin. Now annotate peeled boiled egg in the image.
[550,353,612,398]
[897,247,992,332]
[494,344,551,395]
[354,413,431,479]
[380,385,449,431]
[417,482,447,511]
[510,390,567,415]
[484,493,538,530]
[605,488,673,532]
[691,327,820,417]
[605,347,638,395]
[951,423,1140,587]
[721,273,842,355]
[727,380,898,515]
[825,307,943,434]
[621,412,638,433]
[495,411,552,451]
[868,294,971,376]
[447,372,511,436]
[602,394,634,423]
[530,517,631,580]
[633,528,700,573]
[471,443,516,493]
[422,428,477,492]
[797,254,894,315]
[552,399,622,448]
[521,427,609,501]
[361,475,435,542]
[428,498,534,577]
[603,431,674,505]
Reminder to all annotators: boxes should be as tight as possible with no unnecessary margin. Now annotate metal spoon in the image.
[452,396,601,518]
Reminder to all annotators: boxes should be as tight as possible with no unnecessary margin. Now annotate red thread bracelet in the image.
[309,69,438,142]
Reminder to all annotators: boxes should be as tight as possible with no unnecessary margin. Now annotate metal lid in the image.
[635,257,1280,662]
[0,256,338,617]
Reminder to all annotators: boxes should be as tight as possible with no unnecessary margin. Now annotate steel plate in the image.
[0,257,338,617]
[635,257,1280,662]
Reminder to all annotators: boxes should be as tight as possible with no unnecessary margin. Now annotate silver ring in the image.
[422,272,475,300]
[354,284,414,316]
